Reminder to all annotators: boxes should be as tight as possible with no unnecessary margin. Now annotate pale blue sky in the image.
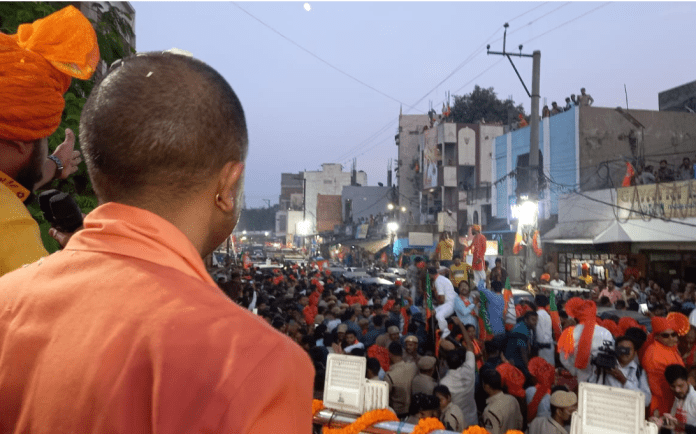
[133,1,696,208]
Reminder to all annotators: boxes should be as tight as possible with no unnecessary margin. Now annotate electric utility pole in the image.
[487,23,541,201]
[488,23,541,285]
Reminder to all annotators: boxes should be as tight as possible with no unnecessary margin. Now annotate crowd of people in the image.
[214,243,696,433]
[629,157,696,186]
[542,87,594,119]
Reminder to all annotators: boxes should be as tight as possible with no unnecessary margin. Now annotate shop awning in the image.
[542,220,613,245]
[544,218,696,245]
[352,238,391,254]
[594,218,696,244]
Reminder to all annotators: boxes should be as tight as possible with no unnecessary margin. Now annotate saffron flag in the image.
[622,162,635,187]
[503,277,515,332]
[513,222,524,255]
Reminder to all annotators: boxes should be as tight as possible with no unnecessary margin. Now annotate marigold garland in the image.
[462,426,490,434]
[313,399,325,416]
[410,417,444,434]
[322,408,398,434]
[460,428,523,434]
[558,326,575,359]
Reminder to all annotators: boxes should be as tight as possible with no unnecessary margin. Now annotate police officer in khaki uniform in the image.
[385,342,418,418]
[411,356,437,395]
[403,335,420,364]
[481,369,523,434]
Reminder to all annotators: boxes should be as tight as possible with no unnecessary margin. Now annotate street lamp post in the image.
[387,221,399,267]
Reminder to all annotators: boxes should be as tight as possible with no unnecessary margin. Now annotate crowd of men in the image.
[216,247,696,434]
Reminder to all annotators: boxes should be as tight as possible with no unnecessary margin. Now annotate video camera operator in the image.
[587,335,651,407]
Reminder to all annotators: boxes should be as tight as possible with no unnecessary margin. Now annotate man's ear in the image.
[215,161,244,213]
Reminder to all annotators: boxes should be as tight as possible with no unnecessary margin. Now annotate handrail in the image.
[313,408,460,434]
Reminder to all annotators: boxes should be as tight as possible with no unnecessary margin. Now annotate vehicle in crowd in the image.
[598,308,652,333]
[511,288,534,304]
[343,271,371,280]
[386,267,407,276]
[354,277,395,286]
[279,247,305,264]
[377,272,405,284]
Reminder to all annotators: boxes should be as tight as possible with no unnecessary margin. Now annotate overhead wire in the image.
[542,173,696,229]
[342,1,602,165]
[230,2,423,113]
[334,3,563,164]
[520,2,612,45]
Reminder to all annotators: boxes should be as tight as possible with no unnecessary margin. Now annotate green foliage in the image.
[2,2,134,252]
[450,85,526,125]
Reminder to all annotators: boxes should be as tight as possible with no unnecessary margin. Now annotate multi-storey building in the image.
[492,104,696,285]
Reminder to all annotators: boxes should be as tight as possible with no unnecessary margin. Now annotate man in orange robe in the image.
[0,40,314,433]
[643,316,686,416]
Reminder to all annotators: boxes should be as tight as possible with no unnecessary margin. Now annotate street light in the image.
[517,199,538,227]
[264,231,269,237]
[400,206,406,212]
[297,220,311,236]
[387,222,399,233]
[387,203,395,211]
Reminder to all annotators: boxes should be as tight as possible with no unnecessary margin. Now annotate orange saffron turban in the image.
[563,297,597,369]
[0,5,99,142]
[496,362,526,398]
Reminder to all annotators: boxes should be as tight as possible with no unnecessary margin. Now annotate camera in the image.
[38,189,83,233]
[592,340,618,370]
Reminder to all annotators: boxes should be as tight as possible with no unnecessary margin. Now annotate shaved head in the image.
[80,52,248,206]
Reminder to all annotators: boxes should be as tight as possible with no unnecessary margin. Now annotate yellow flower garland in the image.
[410,417,444,434]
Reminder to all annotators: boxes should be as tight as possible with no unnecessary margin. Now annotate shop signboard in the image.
[616,180,696,220]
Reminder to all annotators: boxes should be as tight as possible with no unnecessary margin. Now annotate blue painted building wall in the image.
[493,105,578,218]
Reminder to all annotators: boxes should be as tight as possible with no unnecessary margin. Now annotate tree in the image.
[449,85,526,124]
[1,2,135,252]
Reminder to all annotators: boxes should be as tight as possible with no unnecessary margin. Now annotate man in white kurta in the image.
[430,267,458,339]
[535,295,555,366]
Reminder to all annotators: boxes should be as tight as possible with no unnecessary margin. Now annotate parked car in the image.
[598,309,652,333]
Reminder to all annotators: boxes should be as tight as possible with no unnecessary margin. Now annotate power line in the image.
[335,2,610,166]
[230,2,422,113]
[507,2,552,23]
[520,2,612,45]
[332,3,557,164]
